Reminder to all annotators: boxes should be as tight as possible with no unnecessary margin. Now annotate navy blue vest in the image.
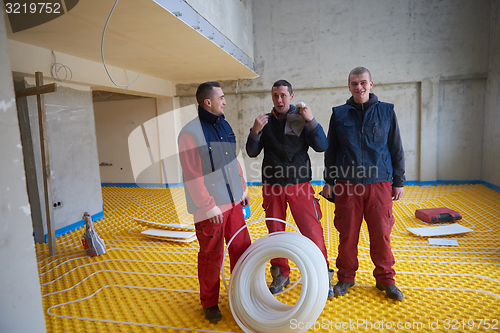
[178,106,243,214]
[327,100,405,185]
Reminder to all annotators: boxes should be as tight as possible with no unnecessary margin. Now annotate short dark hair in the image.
[348,67,372,84]
[272,79,293,95]
[196,81,221,106]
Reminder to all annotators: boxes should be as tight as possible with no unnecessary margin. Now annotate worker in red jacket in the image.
[178,82,252,323]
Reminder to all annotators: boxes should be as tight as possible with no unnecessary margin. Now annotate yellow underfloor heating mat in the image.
[36,184,500,332]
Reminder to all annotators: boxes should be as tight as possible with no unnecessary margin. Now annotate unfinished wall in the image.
[184,0,254,60]
[21,80,103,237]
[438,79,486,181]
[176,0,494,184]
[8,40,174,98]
[94,95,200,186]
[248,0,490,90]
[94,98,159,185]
[483,0,500,187]
[0,12,46,333]
[176,80,420,183]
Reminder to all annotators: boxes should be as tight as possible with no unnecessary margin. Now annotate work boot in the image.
[376,283,405,301]
[203,304,222,324]
[328,268,335,299]
[333,280,355,296]
[269,266,290,294]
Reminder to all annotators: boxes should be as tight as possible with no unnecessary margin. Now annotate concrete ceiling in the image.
[5,0,257,84]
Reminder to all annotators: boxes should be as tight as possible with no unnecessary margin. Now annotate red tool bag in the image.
[415,208,462,223]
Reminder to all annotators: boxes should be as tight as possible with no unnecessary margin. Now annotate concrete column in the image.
[419,77,440,182]
[0,12,47,333]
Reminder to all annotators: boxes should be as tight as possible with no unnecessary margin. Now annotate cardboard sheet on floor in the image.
[407,224,472,237]
[133,217,195,230]
[162,223,195,230]
[141,228,196,243]
[428,238,459,246]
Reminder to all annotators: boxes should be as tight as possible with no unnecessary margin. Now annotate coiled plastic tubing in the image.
[222,218,328,333]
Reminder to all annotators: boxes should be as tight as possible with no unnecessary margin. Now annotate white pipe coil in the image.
[222,218,328,333]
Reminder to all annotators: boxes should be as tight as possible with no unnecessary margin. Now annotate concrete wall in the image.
[184,0,254,59]
[176,0,495,184]
[483,0,500,187]
[176,80,420,183]
[0,12,46,333]
[248,0,490,90]
[438,79,486,180]
[21,82,104,236]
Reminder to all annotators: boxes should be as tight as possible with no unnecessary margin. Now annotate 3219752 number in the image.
[5,2,62,14]
[443,319,498,330]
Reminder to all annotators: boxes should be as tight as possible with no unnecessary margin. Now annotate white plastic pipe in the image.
[222,218,328,333]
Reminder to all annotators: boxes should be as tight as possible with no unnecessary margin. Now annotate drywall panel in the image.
[438,79,486,180]
[0,12,46,333]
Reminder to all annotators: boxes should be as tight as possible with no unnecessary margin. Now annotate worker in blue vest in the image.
[323,67,406,300]
[178,82,252,323]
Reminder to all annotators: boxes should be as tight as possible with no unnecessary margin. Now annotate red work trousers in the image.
[194,203,251,308]
[262,182,330,277]
[333,181,396,285]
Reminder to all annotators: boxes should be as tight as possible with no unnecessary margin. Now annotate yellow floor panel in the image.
[36,184,500,332]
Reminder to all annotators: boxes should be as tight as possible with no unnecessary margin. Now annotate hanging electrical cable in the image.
[50,51,72,82]
[222,218,329,333]
[101,0,140,88]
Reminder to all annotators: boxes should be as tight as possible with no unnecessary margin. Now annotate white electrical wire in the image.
[101,0,140,87]
[222,218,328,333]
[51,51,72,82]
